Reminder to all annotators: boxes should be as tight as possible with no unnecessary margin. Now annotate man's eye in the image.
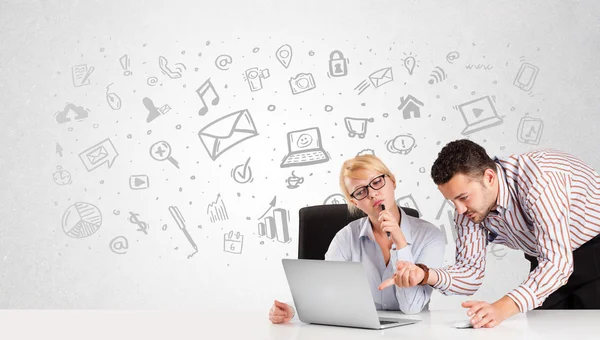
[460,196,468,201]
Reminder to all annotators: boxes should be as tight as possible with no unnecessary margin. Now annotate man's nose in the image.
[454,201,467,214]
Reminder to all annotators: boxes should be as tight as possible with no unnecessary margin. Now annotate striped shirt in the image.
[431,150,600,312]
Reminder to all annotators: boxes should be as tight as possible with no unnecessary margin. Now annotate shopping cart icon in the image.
[344,117,374,138]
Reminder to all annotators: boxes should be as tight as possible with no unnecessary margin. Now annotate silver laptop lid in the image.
[282,259,387,329]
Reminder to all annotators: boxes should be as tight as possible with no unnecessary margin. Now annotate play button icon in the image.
[129,175,150,190]
[472,108,484,118]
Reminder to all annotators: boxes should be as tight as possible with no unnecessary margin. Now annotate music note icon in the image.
[196,78,220,116]
[517,116,544,145]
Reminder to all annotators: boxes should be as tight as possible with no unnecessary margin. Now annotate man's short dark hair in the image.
[430,139,497,185]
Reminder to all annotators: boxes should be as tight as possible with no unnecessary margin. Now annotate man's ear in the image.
[483,168,496,186]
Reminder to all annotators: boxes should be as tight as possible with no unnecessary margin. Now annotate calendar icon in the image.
[224,231,243,254]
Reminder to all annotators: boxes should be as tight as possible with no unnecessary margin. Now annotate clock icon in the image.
[53,166,72,185]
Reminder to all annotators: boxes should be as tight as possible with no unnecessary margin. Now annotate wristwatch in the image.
[415,263,429,285]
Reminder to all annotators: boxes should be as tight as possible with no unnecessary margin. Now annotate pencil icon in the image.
[168,206,198,259]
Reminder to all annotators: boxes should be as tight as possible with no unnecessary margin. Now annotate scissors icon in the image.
[150,141,180,169]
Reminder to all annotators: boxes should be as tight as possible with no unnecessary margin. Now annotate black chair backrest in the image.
[298,204,420,260]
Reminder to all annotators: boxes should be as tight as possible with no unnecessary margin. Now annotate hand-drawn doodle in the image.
[128,211,149,235]
[396,194,421,217]
[280,127,330,168]
[258,196,277,220]
[323,193,346,205]
[224,231,244,254]
[328,50,348,77]
[428,66,447,84]
[207,194,229,223]
[231,157,253,184]
[129,175,149,190]
[169,206,198,259]
[285,171,304,189]
[355,67,393,95]
[344,117,374,138]
[275,44,292,68]
[257,208,291,243]
[244,67,270,91]
[56,143,63,157]
[119,54,132,76]
[356,149,375,156]
[78,138,118,171]
[105,84,122,110]
[398,95,424,119]
[143,97,171,123]
[446,51,460,64]
[517,116,544,145]
[196,78,220,116]
[401,52,418,75]
[158,56,186,79]
[215,54,233,70]
[289,73,316,94]
[149,141,180,169]
[52,166,72,185]
[386,134,416,155]
[513,61,539,91]
[109,236,129,255]
[71,64,94,87]
[62,202,102,238]
[456,95,503,135]
[198,109,258,161]
[55,103,89,123]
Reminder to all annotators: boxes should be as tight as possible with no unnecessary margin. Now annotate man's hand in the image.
[378,261,425,290]
[268,300,295,324]
[462,296,520,328]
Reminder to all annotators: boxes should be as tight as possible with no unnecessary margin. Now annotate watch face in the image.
[53,169,72,185]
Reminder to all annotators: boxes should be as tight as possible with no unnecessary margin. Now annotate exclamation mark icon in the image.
[120,54,132,76]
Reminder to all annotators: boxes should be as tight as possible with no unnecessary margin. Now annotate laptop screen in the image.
[287,128,322,153]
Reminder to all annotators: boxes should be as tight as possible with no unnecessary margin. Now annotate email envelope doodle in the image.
[198,109,259,161]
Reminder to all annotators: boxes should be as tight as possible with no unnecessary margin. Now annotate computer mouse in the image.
[452,320,474,329]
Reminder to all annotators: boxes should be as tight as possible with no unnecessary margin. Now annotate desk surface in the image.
[1,309,597,339]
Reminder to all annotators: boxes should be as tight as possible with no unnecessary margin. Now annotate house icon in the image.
[397,95,424,119]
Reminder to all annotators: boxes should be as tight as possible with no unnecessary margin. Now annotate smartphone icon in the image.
[513,62,539,91]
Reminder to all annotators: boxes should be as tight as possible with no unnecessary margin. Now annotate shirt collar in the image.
[493,160,511,211]
[358,205,414,245]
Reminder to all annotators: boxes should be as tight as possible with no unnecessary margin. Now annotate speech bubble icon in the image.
[78,138,119,171]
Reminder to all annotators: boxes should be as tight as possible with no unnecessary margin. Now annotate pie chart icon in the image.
[62,202,102,238]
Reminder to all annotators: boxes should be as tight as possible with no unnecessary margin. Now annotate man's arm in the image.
[505,171,574,312]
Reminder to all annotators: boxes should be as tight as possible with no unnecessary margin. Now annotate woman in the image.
[269,154,445,323]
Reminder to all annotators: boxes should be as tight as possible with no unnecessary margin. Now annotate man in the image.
[379,139,600,328]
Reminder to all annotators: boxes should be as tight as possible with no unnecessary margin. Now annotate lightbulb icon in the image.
[401,52,419,76]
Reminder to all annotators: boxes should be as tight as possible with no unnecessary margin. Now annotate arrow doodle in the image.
[257,196,276,220]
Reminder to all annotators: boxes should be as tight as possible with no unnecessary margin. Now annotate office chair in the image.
[298,204,420,260]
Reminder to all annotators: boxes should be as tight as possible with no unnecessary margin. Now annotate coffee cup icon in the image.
[286,171,304,189]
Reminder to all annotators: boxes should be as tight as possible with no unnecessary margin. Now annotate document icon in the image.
[71,64,95,87]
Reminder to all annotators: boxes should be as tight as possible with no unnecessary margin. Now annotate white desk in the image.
[1,309,597,339]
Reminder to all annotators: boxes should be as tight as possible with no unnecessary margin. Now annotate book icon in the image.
[258,208,291,243]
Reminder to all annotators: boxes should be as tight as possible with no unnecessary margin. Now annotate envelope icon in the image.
[198,109,259,160]
[86,146,108,164]
[368,67,394,88]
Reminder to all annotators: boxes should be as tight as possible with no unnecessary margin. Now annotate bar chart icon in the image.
[258,208,291,243]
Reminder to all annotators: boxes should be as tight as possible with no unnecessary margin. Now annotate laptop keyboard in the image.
[282,151,327,165]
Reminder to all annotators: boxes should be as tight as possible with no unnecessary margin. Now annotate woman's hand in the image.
[378,209,407,248]
[268,300,295,324]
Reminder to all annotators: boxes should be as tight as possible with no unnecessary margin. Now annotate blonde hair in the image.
[339,154,396,215]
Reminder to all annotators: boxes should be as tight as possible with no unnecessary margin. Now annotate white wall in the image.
[1,0,599,311]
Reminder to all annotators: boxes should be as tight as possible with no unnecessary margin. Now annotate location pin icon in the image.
[404,56,416,75]
[276,44,292,69]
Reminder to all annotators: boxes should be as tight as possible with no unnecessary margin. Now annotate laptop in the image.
[457,95,503,135]
[280,127,330,168]
[282,259,421,330]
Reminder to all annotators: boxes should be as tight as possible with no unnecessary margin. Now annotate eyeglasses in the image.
[350,174,387,201]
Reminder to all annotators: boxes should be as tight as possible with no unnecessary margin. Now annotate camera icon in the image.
[289,73,316,95]
[244,67,270,92]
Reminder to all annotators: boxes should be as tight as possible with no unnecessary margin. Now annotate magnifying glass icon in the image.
[150,141,180,169]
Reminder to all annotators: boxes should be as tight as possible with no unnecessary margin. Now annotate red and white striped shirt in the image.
[431,150,600,312]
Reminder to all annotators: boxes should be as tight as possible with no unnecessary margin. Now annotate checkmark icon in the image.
[232,157,253,183]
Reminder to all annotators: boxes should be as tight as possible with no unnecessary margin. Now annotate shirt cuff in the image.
[506,284,537,313]
[430,268,451,291]
[394,244,414,263]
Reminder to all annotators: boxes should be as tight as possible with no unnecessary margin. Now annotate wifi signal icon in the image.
[428,66,447,84]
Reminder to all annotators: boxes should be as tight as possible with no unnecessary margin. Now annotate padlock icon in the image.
[328,50,348,77]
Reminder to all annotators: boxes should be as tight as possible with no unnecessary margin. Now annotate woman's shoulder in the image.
[335,216,369,238]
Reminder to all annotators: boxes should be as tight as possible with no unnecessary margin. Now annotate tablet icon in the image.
[513,62,539,91]
[517,116,544,145]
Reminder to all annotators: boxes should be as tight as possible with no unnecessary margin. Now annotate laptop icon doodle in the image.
[457,95,503,135]
[280,127,330,168]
